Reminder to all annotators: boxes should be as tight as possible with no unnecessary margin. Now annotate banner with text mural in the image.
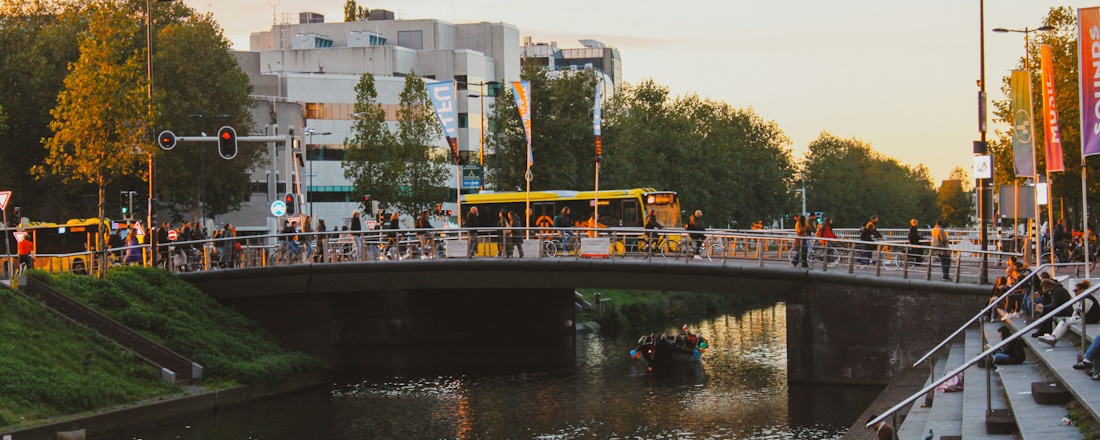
[1010,70,1036,177]
[1041,44,1065,172]
[1080,7,1100,157]
[426,81,460,164]
[512,81,533,166]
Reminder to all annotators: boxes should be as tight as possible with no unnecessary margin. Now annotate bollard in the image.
[954,251,962,283]
[757,238,763,267]
[848,242,856,274]
[926,252,933,281]
[875,245,882,277]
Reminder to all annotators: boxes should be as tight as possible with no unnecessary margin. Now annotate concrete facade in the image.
[223,13,521,234]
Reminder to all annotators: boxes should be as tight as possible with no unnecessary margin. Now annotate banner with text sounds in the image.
[426,81,460,163]
[512,81,533,166]
[1079,7,1100,157]
[1010,70,1036,177]
[1041,44,1065,172]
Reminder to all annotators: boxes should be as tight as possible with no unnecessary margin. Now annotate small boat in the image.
[631,331,708,367]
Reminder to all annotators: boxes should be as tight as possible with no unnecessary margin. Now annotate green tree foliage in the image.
[392,73,449,215]
[0,0,89,214]
[488,65,601,191]
[991,6,1096,227]
[344,0,369,22]
[938,166,974,227]
[39,0,150,273]
[343,73,396,215]
[344,72,449,217]
[801,132,939,228]
[151,10,259,221]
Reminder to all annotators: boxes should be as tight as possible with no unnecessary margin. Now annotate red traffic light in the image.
[284,193,296,216]
[157,130,176,150]
[217,126,237,160]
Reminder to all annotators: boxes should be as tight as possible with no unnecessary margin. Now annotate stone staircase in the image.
[896,288,1094,439]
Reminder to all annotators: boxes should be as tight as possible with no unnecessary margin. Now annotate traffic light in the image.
[157,130,176,150]
[120,191,129,218]
[217,126,237,160]
[364,195,371,205]
[284,193,296,216]
[11,207,19,226]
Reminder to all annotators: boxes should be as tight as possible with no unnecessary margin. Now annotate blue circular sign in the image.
[271,200,287,217]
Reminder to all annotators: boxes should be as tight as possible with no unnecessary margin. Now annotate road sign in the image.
[365,221,377,230]
[133,222,145,237]
[462,165,481,188]
[13,231,26,243]
[167,229,178,241]
[271,200,287,217]
[973,155,992,179]
[0,191,10,211]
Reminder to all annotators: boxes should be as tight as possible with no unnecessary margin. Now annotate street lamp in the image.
[992,24,1054,267]
[794,187,806,217]
[304,127,331,219]
[458,80,500,190]
[189,113,230,225]
[145,0,178,268]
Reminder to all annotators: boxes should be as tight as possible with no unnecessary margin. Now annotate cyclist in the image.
[817,217,838,259]
[17,233,34,271]
[1053,219,1071,259]
[859,215,883,265]
[793,215,809,268]
[281,219,301,261]
[644,210,663,256]
[553,206,573,251]
[687,210,706,258]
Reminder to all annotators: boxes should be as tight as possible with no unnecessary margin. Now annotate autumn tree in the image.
[39,0,150,274]
[344,0,369,22]
[938,166,974,227]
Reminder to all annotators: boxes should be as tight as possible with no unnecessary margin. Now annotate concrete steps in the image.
[920,342,965,438]
[895,354,944,439]
[1005,315,1100,427]
[959,328,1013,439]
[983,321,1081,439]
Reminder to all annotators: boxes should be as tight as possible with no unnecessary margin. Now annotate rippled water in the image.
[109,303,881,439]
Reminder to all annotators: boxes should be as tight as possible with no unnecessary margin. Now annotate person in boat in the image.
[682,324,698,347]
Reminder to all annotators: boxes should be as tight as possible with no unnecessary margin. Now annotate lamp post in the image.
[993,25,1055,268]
[189,113,230,226]
[458,80,500,191]
[145,0,178,268]
[304,127,331,219]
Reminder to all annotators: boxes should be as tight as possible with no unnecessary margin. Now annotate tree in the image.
[343,73,396,216]
[344,0,369,22]
[392,72,449,215]
[38,0,150,274]
[152,10,259,221]
[801,132,939,228]
[938,166,974,227]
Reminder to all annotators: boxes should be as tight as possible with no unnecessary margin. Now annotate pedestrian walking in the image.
[687,210,705,258]
[508,210,525,258]
[415,211,432,259]
[466,206,480,258]
[316,219,327,262]
[931,220,951,280]
[350,211,363,261]
[859,215,882,265]
[793,215,809,268]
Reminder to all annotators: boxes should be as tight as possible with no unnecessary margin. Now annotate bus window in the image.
[645,193,680,228]
[622,200,639,227]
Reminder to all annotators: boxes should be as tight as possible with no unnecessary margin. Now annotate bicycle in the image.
[789,241,841,268]
[543,233,581,258]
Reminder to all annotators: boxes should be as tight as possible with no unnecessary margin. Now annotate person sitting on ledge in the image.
[992,325,1025,365]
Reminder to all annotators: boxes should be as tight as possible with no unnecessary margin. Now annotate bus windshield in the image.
[645,193,680,228]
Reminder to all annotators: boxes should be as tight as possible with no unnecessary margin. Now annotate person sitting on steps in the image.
[1038,280,1098,347]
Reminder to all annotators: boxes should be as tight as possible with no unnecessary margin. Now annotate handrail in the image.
[868,280,1100,428]
[911,262,1086,367]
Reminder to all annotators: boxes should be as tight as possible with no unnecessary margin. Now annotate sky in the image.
[181,0,1097,182]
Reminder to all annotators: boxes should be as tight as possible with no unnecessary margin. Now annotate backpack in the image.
[553,215,563,228]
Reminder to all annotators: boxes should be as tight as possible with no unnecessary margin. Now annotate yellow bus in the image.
[6,218,137,275]
[462,188,681,233]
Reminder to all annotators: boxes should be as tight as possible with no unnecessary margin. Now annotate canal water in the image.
[108,303,881,439]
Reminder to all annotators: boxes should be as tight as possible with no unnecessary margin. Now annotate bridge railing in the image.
[867,280,1100,429]
[2,226,1027,286]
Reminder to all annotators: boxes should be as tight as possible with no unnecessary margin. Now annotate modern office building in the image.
[219,11,521,234]
[521,37,621,96]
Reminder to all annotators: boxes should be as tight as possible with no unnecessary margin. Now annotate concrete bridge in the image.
[180,259,989,385]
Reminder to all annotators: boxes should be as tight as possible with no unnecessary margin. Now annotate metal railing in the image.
[3,226,1022,286]
[911,262,1086,368]
[867,280,1100,429]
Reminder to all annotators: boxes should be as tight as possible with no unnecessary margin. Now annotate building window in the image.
[488,82,502,97]
[305,103,325,119]
[487,119,496,134]
[456,75,468,90]
[458,113,468,129]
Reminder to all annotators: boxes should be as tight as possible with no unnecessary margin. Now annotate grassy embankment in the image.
[2,266,322,428]
[575,289,777,331]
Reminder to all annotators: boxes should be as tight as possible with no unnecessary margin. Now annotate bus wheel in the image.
[72,259,87,275]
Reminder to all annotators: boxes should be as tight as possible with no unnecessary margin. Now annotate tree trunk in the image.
[97,179,106,278]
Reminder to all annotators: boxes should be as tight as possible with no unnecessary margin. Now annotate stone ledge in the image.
[0,371,328,440]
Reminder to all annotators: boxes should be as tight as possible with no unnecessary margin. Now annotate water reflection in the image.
[104,302,881,439]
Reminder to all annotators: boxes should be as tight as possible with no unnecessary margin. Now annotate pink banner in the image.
[1080,7,1100,157]
[1042,44,1065,172]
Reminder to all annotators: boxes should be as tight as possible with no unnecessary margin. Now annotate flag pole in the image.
[1080,9,1092,279]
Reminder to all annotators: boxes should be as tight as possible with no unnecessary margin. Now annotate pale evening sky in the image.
[182,0,1096,182]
